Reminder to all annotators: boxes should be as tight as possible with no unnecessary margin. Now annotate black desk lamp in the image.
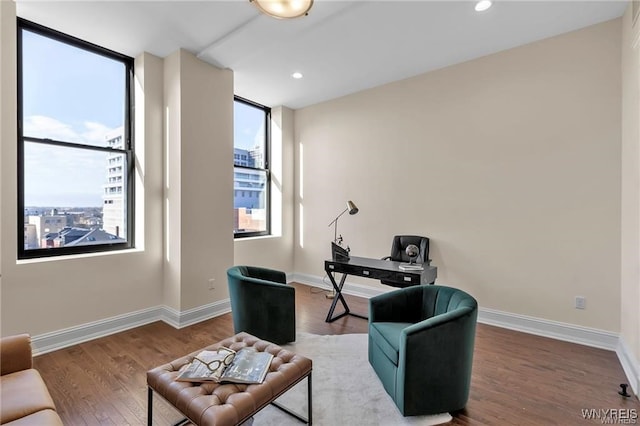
[328,200,359,243]
[326,200,359,298]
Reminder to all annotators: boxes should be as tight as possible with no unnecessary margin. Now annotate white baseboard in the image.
[32,306,163,355]
[617,337,640,396]
[478,307,619,350]
[160,299,231,329]
[32,300,231,355]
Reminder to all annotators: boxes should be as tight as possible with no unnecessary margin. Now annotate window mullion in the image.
[23,136,129,155]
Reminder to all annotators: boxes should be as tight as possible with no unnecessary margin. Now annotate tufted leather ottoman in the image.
[147,332,312,426]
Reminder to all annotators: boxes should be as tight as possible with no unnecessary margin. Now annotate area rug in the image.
[251,332,452,425]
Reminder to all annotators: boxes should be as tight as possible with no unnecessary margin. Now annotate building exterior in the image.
[102,127,126,238]
[23,223,38,249]
[40,227,125,248]
[22,127,126,250]
[234,168,266,210]
[25,210,69,249]
[233,148,251,167]
[63,228,125,246]
[233,147,266,232]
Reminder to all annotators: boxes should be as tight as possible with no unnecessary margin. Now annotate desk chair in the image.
[381,235,430,287]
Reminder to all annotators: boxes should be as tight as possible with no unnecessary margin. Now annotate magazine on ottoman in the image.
[176,347,273,384]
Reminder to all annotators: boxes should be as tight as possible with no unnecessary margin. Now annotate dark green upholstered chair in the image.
[227,265,295,344]
[368,285,478,416]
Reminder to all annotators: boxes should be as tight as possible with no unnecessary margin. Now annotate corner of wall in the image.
[620,0,640,389]
[617,335,640,396]
[0,1,17,293]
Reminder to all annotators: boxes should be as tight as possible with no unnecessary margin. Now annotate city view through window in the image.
[19,22,132,256]
[234,98,270,236]
[19,21,269,256]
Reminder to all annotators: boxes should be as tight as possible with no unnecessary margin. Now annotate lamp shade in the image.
[251,0,314,19]
[328,200,359,243]
[347,200,359,215]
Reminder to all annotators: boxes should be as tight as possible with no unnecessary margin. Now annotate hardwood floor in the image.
[33,283,638,425]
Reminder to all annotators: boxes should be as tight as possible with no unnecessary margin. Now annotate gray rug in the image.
[251,332,452,425]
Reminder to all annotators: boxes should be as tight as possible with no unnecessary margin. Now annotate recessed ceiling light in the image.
[292,72,303,79]
[475,0,492,12]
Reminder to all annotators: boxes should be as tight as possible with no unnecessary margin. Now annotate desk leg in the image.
[325,271,351,322]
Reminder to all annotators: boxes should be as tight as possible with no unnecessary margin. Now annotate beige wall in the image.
[0,3,165,336]
[233,106,296,272]
[164,50,234,311]
[294,19,622,331]
[163,50,182,311]
[621,2,640,379]
[0,1,15,290]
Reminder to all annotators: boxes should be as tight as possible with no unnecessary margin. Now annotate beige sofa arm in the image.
[1,334,33,375]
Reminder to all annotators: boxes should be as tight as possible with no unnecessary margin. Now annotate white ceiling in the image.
[16,0,628,110]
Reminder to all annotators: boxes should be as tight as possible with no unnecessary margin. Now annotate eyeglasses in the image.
[193,347,235,373]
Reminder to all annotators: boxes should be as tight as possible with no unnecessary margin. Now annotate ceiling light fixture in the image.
[475,0,493,12]
[250,0,314,19]
[292,72,303,79]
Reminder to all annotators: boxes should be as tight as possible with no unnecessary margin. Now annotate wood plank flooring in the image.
[32,283,639,425]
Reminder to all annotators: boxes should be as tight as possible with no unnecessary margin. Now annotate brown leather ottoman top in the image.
[147,332,312,426]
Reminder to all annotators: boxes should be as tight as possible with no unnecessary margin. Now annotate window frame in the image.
[233,96,271,239]
[17,18,135,259]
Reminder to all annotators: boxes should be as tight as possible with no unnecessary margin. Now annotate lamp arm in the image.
[327,207,348,227]
[328,207,348,243]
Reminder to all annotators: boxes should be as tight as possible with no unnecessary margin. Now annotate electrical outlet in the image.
[208,278,215,290]
[575,296,586,310]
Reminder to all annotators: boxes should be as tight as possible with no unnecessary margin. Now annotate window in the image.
[233,96,270,237]
[17,19,134,258]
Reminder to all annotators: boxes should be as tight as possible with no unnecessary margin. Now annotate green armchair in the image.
[226,265,296,344]
[368,285,478,416]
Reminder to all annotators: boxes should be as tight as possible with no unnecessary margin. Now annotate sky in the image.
[22,29,125,131]
[233,100,265,152]
[22,28,124,207]
[22,27,264,207]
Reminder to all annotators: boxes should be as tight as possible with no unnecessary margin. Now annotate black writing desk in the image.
[324,256,438,322]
